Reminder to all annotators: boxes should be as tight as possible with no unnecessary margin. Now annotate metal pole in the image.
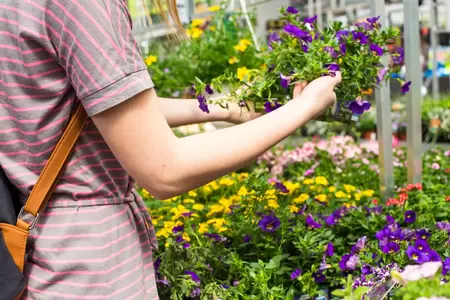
[316,0,323,29]
[308,0,315,18]
[370,0,395,201]
[430,0,439,100]
[447,0,450,31]
[404,0,423,184]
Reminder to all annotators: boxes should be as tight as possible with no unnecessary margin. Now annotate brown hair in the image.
[140,0,185,35]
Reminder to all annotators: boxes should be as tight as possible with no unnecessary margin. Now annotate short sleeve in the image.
[45,0,154,116]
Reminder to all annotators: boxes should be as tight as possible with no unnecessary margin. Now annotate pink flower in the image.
[392,262,442,285]
[444,150,450,157]
[431,163,440,170]
[392,135,399,147]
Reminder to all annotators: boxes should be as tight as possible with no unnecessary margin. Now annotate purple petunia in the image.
[264,101,282,113]
[275,181,289,193]
[386,215,395,225]
[286,6,299,14]
[306,214,322,229]
[324,215,337,226]
[284,24,310,41]
[172,225,184,233]
[268,32,281,50]
[339,42,347,55]
[401,81,412,94]
[404,210,416,224]
[347,99,371,115]
[243,235,251,243]
[380,241,400,254]
[326,63,340,77]
[377,67,388,84]
[324,46,338,58]
[304,15,318,24]
[436,221,450,233]
[185,271,201,284]
[428,250,442,262]
[204,233,226,243]
[443,258,450,275]
[416,229,430,241]
[353,31,369,44]
[367,16,380,26]
[205,85,214,95]
[370,44,383,56]
[197,95,209,113]
[336,30,349,41]
[414,240,430,253]
[189,84,196,96]
[280,73,291,89]
[392,47,404,65]
[190,288,201,297]
[354,22,371,31]
[313,272,326,283]
[406,245,430,264]
[258,214,281,232]
[361,265,372,275]
[352,236,367,253]
[290,268,302,280]
[325,242,334,257]
[156,279,170,286]
[301,43,309,52]
[339,254,359,271]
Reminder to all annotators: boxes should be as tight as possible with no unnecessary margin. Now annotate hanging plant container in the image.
[314,100,360,124]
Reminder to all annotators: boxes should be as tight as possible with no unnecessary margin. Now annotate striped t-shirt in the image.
[0,0,154,207]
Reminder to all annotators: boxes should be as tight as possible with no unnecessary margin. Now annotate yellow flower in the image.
[229,195,241,202]
[238,173,249,180]
[362,190,375,197]
[303,179,314,185]
[315,194,328,203]
[170,205,190,220]
[208,5,221,12]
[328,186,336,193]
[207,204,224,217]
[237,67,249,81]
[265,189,277,201]
[261,63,267,70]
[234,43,248,52]
[266,199,279,209]
[141,189,151,198]
[344,184,356,193]
[187,27,203,39]
[238,185,250,196]
[156,228,170,238]
[217,227,227,233]
[203,185,212,194]
[219,178,235,186]
[165,242,169,247]
[207,218,227,231]
[289,205,300,213]
[198,222,209,234]
[339,58,343,64]
[191,19,205,27]
[344,202,355,208]
[145,55,157,66]
[361,88,373,95]
[209,26,216,32]
[284,181,300,194]
[188,191,197,197]
[335,191,347,199]
[182,232,191,241]
[193,204,204,211]
[240,39,252,46]
[309,185,316,191]
[354,192,362,201]
[294,193,309,204]
[183,199,196,204]
[315,176,329,186]
[228,56,239,65]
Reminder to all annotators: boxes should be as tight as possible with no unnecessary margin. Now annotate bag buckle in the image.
[17,207,40,230]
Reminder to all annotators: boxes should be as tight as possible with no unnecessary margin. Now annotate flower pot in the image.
[314,100,360,124]
[397,133,407,141]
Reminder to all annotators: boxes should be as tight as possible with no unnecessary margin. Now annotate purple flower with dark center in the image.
[275,181,289,193]
[301,43,309,52]
[189,84,196,96]
[347,99,371,115]
[355,22,371,31]
[306,214,322,229]
[284,24,310,40]
[380,242,400,254]
[339,42,347,55]
[258,215,281,232]
[326,63,340,77]
[406,246,430,264]
[197,95,209,113]
[185,271,201,284]
[390,228,405,242]
[190,288,201,297]
[443,258,450,275]
[324,215,336,226]
[182,212,193,218]
[324,46,338,58]
[268,32,281,50]
[370,44,383,56]
[156,279,170,286]
[204,85,214,96]
[286,6,299,14]
[280,73,291,89]
[401,81,412,94]
[336,30,349,41]
[377,67,388,84]
[416,229,430,241]
[353,31,369,44]
[367,16,380,27]
[428,250,441,262]
[404,210,416,224]
[172,225,184,233]
[325,242,334,257]
[304,15,318,24]
[437,222,450,232]
[353,236,367,253]
[204,233,223,242]
[339,254,359,271]
[361,265,372,275]
[313,272,326,283]
[414,240,430,252]
[221,284,230,289]
[392,47,404,64]
[375,227,390,243]
[154,258,161,273]
[183,243,191,249]
[243,235,251,243]
[386,215,395,225]
[290,268,302,280]
[264,101,282,113]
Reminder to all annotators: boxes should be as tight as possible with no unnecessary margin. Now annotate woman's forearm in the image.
[158,97,229,127]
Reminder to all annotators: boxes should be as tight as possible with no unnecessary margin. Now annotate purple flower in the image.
[156,279,170,286]
[204,233,225,242]
[401,81,411,94]
[392,47,404,64]
[304,15,318,24]
[183,243,191,249]
[367,16,380,27]
[290,268,302,280]
[437,222,450,232]
[286,6,299,14]
[354,22,371,31]
[243,235,251,243]
[326,63,340,77]
[353,31,369,44]
[197,95,209,113]
[324,215,336,226]
[416,229,430,241]
[414,240,430,253]
[233,280,239,286]
[406,245,430,264]
[380,242,400,254]
[386,215,395,225]
[205,85,214,95]
[189,84,196,96]
[306,214,322,229]
[428,250,441,262]
[304,169,314,177]
[172,225,184,233]
[284,24,311,42]
[258,215,281,232]
[347,100,371,115]
[324,46,338,58]
[182,212,193,218]
[325,242,334,257]
[339,42,347,55]
[154,258,161,273]
[404,210,416,224]
[361,265,372,275]
[336,30,349,41]
[377,67,388,84]
[275,181,289,193]
[301,43,309,52]
[264,101,282,113]
[185,271,201,284]
[443,258,450,275]
[339,254,359,271]
[268,32,281,50]
[353,236,367,253]
[190,287,201,297]
[280,73,291,89]
[313,272,326,283]
[370,44,383,56]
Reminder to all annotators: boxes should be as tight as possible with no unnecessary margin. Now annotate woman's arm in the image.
[92,75,340,200]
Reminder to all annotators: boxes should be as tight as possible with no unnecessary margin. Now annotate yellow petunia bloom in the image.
[208,5,221,12]
[303,178,314,185]
[289,205,300,213]
[315,194,328,203]
[157,228,170,238]
[188,191,197,197]
[234,43,248,52]
[182,232,191,241]
[198,223,209,234]
[237,67,249,81]
[191,19,205,27]
[238,185,250,196]
[284,182,300,194]
[344,184,356,193]
[183,199,196,204]
[145,55,157,66]
[354,193,362,201]
[240,39,252,46]
[335,191,347,199]
[265,189,277,201]
[362,190,375,197]
[187,27,203,39]
[207,204,225,217]
[141,189,151,198]
[266,199,279,209]
[170,205,190,220]
[193,204,204,211]
[315,176,329,186]
[228,56,239,65]
[294,193,309,204]
[328,186,336,193]
[209,26,216,32]
[219,178,235,186]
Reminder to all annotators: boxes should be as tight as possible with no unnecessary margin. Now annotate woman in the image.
[0,0,340,299]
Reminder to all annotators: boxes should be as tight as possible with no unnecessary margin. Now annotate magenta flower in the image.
[431,163,440,170]
[401,81,412,94]
[290,268,302,280]
[304,169,314,177]
[258,215,281,232]
[286,6,299,14]
[347,99,371,115]
[370,44,383,56]
[306,214,322,229]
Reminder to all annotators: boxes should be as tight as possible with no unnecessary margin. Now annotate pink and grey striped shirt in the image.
[0,0,154,207]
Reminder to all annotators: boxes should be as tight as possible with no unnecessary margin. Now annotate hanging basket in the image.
[314,100,360,124]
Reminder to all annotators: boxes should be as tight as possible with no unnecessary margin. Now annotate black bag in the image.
[0,166,26,300]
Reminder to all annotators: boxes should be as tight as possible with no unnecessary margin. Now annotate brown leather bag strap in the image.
[16,103,88,231]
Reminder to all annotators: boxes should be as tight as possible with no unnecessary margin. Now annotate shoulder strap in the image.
[16,103,88,231]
